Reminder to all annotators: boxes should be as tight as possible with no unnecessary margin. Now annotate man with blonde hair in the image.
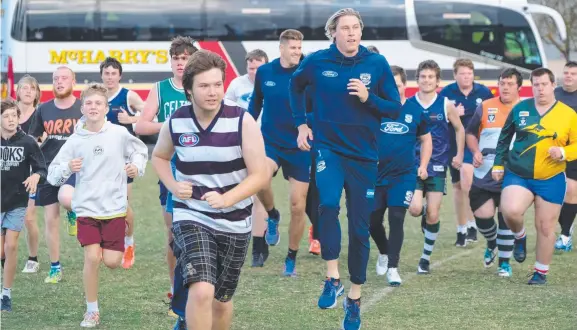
[248,29,309,275]
[28,66,83,284]
[290,8,401,330]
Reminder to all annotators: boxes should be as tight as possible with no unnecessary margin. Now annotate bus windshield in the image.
[414,0,542,69]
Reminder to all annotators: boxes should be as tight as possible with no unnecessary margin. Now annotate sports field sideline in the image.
[2,163,576,330]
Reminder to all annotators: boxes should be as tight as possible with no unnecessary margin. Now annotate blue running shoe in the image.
[513,236,526,263]
[1,295,12,312]
[342,297,361,330]
[497,261,512,277]
[554,235,573,252]
[173,316,187,330]
[318,278,344,309]
[283,258,297,277]
[265,217,280,246]
[528,272,547,285]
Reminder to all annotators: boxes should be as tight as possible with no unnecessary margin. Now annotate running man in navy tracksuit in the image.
[290,8,401,330]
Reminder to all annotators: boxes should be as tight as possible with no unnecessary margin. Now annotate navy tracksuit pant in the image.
[315,148,377,285]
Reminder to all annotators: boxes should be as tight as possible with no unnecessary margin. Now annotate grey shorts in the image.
[1,207,27,233]
[172,221,251,302]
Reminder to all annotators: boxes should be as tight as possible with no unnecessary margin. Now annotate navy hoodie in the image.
[248,58,299,149]
[290,44,401,161]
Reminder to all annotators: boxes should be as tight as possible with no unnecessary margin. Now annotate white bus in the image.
[1,0,567,101]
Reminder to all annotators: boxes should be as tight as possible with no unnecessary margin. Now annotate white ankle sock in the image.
[86,300,99,313]
[2,287,11,299]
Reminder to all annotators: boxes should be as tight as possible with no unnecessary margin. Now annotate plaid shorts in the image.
[172,221,251,302]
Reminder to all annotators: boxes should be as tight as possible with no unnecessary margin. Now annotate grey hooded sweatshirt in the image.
[47,118,148,218]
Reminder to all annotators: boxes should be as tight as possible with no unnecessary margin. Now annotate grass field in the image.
[2,163,577,330]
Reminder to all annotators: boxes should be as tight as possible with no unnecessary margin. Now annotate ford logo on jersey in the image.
[380,122,409,134]
[179,133,199,147]
[322,70,338,77]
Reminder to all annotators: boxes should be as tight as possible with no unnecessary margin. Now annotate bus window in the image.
[307,0,407,41]
[21,1,98,41]
[204,3,306,41]
[415,1,542,70]
[99,7,203,41]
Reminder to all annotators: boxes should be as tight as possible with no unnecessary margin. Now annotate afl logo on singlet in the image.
[179,133,199,147]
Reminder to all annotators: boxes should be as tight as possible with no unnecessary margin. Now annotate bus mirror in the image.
[524,4,567,41]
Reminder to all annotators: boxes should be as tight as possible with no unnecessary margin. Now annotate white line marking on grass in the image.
[361,249,477,312]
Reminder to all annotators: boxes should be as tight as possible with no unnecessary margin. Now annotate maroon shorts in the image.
[77,217,126,252]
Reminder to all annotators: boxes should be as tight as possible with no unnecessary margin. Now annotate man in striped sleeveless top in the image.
[134,36,196,315]
[151,50,269,329]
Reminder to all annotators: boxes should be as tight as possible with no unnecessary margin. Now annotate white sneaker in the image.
[22,260,40,273]
[387,268,402,286]
[80,311,100,328]
[376,254,388,276]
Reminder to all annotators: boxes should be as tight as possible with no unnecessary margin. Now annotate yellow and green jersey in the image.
[493,99,577,179]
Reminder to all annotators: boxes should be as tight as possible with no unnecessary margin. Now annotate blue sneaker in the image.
[265,217,280,246]
[528,272,547,285]
[283,258,297,277]
[554,235,573,252]
[342,297,361,330]
[1,295,12,312]
[173,316,187,330]
[318,278,344,309]
[513,236,526,263]
[497,261,512,277]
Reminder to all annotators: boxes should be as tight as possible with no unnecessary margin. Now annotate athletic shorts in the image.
[266,143,310,183]
[566,160,577,181]
[172,221,250,302]
[375,173,417,209]
[1,207,27,233]
[416,175,447,195]
[469,185,501,212]
[77,216,126,252]
[159,181,169,206]
[35,174,76,207]
[502,170,567,205]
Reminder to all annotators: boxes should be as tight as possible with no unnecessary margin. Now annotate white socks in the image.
[87,300,99,313]
[124,236,134,247]
[2,287,11,299]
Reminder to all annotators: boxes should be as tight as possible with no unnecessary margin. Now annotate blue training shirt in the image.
[248,58,299,149]
[411,94,452,177]
[290,44,401,162]
[439,82,493,156]
[107,87,136,135]
[377,102,429,184]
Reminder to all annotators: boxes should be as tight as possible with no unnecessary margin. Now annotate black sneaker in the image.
[455,232,467,247]
[466,227,478,243]
[528,272,547,285]
[251,253,264,267]
[262,242,269,263]
[417,258,430,274]
[1,295,11,312]
[513,236,527,263]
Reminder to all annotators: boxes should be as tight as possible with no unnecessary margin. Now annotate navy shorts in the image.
[35,174,76,207]
[266,142,310,183]
[503,171,566,205]
[159,181,169,206]
[375,173,417,210]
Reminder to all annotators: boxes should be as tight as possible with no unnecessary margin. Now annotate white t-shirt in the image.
[225,74,262,124]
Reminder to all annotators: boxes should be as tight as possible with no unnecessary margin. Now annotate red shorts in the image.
[77,217,126,252]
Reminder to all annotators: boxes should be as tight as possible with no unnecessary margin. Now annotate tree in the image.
[529,0,576,60]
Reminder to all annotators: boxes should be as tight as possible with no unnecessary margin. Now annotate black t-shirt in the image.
[19,110,36,134]
[555,86,577,112]
[28,99,83,167]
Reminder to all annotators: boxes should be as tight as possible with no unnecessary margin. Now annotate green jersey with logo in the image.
[156,78,190,123]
